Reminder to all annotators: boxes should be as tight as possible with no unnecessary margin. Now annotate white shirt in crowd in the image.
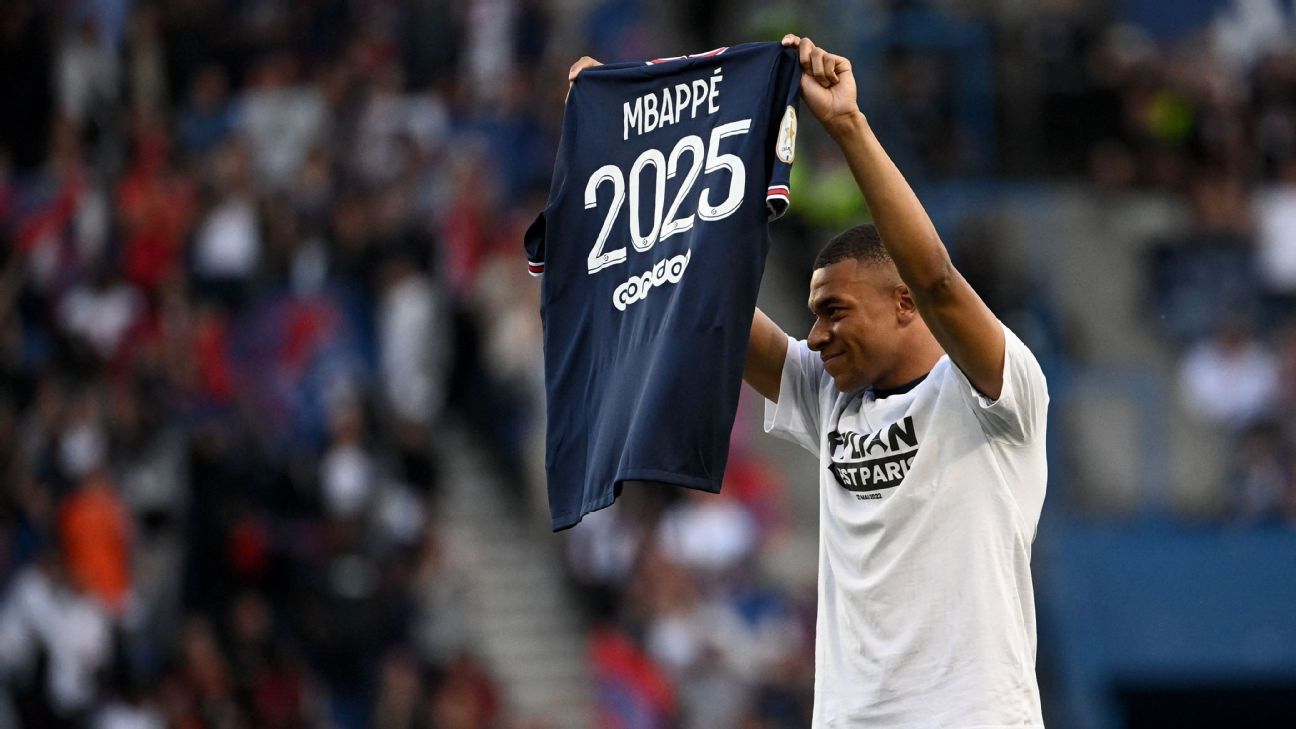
[193,196,261,280]
[764,324,1049,728]
[0,566,112,716]
[1179,334,1278,430]
[1255,185,1296,293]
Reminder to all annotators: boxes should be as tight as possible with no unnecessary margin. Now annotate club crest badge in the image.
[776,105,797,164]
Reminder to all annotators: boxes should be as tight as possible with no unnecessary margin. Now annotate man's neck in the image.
[873,336,943,391]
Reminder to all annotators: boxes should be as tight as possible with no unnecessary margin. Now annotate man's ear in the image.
[895,284,918,324]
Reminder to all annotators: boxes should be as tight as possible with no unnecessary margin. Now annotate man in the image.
[751,35,1048,727]
[572,34,1047,727]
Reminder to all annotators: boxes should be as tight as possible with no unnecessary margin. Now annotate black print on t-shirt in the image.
[827,416,919,493]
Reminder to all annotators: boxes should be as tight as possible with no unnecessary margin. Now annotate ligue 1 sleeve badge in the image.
[776,105,797,164]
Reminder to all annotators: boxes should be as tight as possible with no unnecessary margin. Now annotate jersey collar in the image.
[868,372,929,400]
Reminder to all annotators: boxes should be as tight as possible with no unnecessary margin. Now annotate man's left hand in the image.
[781,34,861,138]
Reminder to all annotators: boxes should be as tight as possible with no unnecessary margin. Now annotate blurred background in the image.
[2,0,1296,728]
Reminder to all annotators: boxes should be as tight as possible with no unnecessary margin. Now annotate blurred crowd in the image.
[564,397,814,729]
[0,0,556,727]
[1051,5,1296,523]
[951,0,1296,523]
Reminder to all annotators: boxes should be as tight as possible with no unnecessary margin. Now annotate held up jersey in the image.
[765,324,1048,728]
[525,42,801,530]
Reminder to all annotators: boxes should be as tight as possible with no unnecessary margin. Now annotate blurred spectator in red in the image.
[10,121,94,297]
[373,649,431,729]
[590,626,677,729]
[719,449,791,546]
[430,652,501,729]
[171,616,246,728]
[116,115,196,294]
[58,467,131,614]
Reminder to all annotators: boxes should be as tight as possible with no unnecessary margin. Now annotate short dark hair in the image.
[813,224,892,270]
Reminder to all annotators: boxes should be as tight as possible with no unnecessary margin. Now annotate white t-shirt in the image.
[764,324,1048,728]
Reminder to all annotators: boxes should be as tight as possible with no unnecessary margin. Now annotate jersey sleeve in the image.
[954,324,1049,445]
[766,48,802,222]
[763,336,827,455]
[524,103,577,277]
[523,212,546,277]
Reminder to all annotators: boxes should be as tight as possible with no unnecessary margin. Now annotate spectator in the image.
[1179,316,1279,429]
[655,489,757,574]
[1231,422,1291,523]
[1254,160,1296,294]
[58,468,132,615]
[319,398,375,521]
[0,551,113,727]
[177,65,234,156]
[191,140,261,310]
[56,15,119,133]
[57,265,142,362]
[236,53,326,191]
[379,253,448,431]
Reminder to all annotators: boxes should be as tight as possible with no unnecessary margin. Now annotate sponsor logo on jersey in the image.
[612,250,691,311]
[826,416,919,494]
[776,105,797,164]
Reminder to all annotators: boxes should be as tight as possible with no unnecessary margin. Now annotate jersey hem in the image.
[549,470,723,531]
[618,469,722,493]
[550,491,617,532]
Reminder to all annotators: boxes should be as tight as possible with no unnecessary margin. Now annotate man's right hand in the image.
[567,56,602,98]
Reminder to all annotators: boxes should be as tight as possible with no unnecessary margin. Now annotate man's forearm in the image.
[828,112,953,296]
[745,308,788,403]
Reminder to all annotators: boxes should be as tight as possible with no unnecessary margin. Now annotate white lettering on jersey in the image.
[612,250,691,311]
[623,70,725,140]
[586,121,751,282]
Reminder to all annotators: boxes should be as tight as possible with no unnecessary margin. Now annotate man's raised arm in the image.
[783,35,1006,399]
[745,308,789,403]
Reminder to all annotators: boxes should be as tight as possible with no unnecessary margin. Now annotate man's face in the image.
[806,259,903,392]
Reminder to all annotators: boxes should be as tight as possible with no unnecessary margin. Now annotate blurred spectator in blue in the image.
[1230,421,1292,524]
[178,65,235,156]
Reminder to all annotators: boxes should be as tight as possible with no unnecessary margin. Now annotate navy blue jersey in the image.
[526,42,801,530]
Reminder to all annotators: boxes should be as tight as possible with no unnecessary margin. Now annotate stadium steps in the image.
[1028,187,1229,514]
[436,425,594,729]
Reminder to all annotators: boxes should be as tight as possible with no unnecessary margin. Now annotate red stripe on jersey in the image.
[648,46,729,65]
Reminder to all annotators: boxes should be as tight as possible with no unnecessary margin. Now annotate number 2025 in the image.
[585,118,751,274]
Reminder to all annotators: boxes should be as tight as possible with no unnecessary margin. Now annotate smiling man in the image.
[742,36,1050,727]
[567,33,1049,727]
